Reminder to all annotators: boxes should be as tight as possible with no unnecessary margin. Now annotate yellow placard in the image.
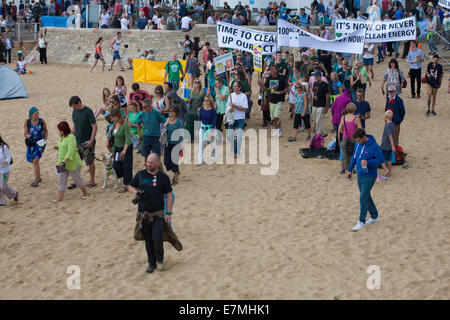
[133,59,187,85]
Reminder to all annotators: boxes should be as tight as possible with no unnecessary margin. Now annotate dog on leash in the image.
[101,152,119,189]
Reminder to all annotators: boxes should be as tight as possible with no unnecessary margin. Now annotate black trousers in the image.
[5,49,11,63]
[410,68,421,96]
[402,41,410,58]
[142,216,165,267]
[39,47,47,64]
[112,145,133,185]
[216,113,224,131]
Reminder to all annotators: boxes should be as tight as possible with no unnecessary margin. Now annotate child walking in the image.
[127,101,143,154]
[379,110,396,178]
[288,83,310,142]
[0,134,18,206]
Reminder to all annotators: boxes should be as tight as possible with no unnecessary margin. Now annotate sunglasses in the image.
[194,81,201,84]
[388,90,394,93]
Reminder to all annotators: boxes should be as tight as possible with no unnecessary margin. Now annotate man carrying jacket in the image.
[348,128,385,231]
[384,85,405,146]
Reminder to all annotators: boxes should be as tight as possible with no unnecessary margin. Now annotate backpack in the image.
[309,133,324,149]
[393,145,407,166]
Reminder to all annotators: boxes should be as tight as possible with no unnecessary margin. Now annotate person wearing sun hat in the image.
[23,106,48,187]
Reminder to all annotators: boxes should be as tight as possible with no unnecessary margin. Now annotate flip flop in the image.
[86,183,97,188]
[68,183,77,190]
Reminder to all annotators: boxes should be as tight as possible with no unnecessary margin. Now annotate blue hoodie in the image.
[348,135,384,178]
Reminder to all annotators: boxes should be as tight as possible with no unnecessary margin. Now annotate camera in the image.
[132,188,146,205]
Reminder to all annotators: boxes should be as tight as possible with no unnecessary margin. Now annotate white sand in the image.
[0,59,449,299]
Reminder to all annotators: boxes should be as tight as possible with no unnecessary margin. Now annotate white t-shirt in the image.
[207,16,215,25]
[121,17,129,29]
[0,144,11,174]
[181,16,192,29]
[363,44,375,59]
[153,97,165,112]
[226,92,248,121]
[38,38,47,48]
[156,17,164,29]
[18,60,27,70]
[100,13,110,26]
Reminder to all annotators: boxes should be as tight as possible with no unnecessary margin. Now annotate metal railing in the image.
[425,31,450,67]
[14,23,40,42]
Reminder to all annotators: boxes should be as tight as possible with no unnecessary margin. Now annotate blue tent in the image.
[0,65,28,100]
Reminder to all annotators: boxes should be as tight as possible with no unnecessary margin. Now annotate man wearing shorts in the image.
[109,31,125,72]
[264,65,288,137]
[138,98,166,163]
[70,96,97,188]
[163,54,185,93]
[426,54,443,116]
[362,42,375,79]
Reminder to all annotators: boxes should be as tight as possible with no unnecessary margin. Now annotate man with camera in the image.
[129,153,174,274]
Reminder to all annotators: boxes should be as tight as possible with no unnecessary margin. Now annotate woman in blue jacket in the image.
[348,128,386,231]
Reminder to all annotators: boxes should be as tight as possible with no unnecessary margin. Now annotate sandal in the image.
[68,183,77,190]
[81,196,89,200]
[30,181,39,187]
[86,183,97,188]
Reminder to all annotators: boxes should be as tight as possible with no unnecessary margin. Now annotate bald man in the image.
[129,153,173,273]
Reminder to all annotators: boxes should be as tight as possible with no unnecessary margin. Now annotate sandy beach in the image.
[0,58,449,299]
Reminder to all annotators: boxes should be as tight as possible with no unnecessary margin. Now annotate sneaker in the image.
[146,265,156,273]
[288,137,296,142]
[127,66,133,70]
[366,217,379,225]
[340,169,345,174]
[431,110,437,116]
[120,67,125,71]
[426,110,430,116]
[156,261,164,271]
[352,221,366,231]
[108,68,113,71]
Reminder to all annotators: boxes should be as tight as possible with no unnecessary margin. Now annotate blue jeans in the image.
[357,176,378,223]
[393,42,400,57]
[226,119,245,156]
[142,135,161,157]
[377,46,383,61]
[428,34,437,53]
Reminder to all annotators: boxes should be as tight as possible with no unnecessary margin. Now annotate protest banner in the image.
[334,16,417,43]
[253,46,263,72]
[438,0,450,9]
[278,19,366,54]
[417,19,428,39]
[217,21,278,55]
[214,52,234,75]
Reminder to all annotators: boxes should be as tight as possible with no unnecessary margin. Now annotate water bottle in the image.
[362,165,368,174]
